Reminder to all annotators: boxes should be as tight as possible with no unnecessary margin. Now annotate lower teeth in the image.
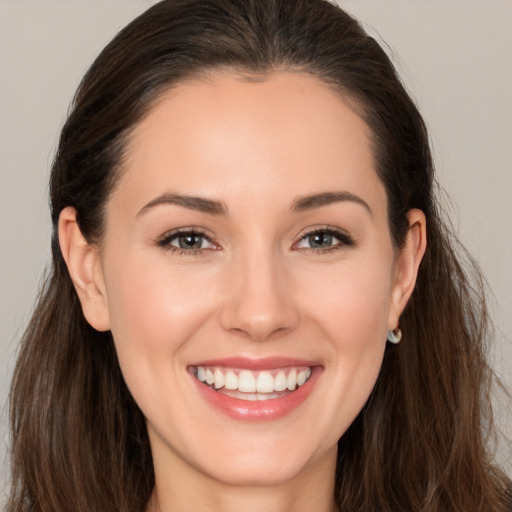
[214,387,291,401]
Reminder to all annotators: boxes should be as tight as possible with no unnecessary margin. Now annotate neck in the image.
[147,445,338,512]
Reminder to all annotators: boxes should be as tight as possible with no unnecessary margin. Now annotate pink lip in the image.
[188,357,323,422]
[190,356,321,371]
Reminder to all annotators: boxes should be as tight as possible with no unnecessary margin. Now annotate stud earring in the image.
[387,327,402,344]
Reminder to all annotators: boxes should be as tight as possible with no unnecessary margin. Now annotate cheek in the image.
[101,255,224,431]
[297,256,393,428]
[106,253,211,338]
[102,254,219,386]
[303,255,394,344]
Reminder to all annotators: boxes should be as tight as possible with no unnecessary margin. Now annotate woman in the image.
[7,0,511,511]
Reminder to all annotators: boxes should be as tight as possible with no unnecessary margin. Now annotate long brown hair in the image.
[7,1,511,511]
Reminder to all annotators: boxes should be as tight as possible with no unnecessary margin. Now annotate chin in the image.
[198,452,322,487]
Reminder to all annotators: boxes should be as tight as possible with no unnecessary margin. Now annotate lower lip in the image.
[191,367,322,421]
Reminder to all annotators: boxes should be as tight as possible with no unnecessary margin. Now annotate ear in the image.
[387,208,427,330]
[58,206,111,331]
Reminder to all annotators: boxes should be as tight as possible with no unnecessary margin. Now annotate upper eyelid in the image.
[292,226,355,249]
[158,227,215,242]
[156,229,220,254]
[294,225,352,241]
[155,225,353,249]
[156,229,220,256]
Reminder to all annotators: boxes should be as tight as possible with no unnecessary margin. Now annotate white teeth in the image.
[238,370,257,392]
[287,369,297,391]
[214,369,224,389]
[205,369,215,385]
[256,371,274,393]
[274,371,287,391]
[220,390,288,401]
[197,366,206,382]
[224,371,238,390]
[194,365,313,396]
[297,368,311,386]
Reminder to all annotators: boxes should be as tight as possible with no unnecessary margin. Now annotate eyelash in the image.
[156,226,355,256]
[293,227,355,254]
[157,229,217,256]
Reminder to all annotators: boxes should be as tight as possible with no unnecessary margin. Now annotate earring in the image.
[387,327,402,344]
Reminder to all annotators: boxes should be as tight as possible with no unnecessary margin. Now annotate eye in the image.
[294,228,354,251]
[157,229,217,254]
[172,232,209,250]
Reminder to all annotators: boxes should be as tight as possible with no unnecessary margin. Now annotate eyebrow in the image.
[137,190,371,217]
[137,193,227,216]
[292,191,372,215]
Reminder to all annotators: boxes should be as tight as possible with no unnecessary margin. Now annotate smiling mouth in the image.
[190,366,313,401]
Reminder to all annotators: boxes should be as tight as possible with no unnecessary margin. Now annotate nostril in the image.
[218,269,300,340]
[227,325,292,342]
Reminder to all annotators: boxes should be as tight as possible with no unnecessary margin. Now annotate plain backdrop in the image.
[1,0,511,499]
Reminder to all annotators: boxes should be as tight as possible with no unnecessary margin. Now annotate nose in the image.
[219,249,300,342]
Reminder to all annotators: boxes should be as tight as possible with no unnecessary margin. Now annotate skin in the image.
[59,72,426,512]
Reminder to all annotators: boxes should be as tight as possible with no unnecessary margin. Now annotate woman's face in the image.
[83,72,421,487]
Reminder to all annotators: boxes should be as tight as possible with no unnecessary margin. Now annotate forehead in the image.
[111,71,385,218]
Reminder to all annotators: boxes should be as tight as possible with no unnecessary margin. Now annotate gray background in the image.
[1,0,511,500]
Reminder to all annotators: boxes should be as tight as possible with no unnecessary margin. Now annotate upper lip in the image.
[189,356,321,371]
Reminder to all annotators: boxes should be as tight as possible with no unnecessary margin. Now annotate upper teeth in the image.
[195,366,312,394]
